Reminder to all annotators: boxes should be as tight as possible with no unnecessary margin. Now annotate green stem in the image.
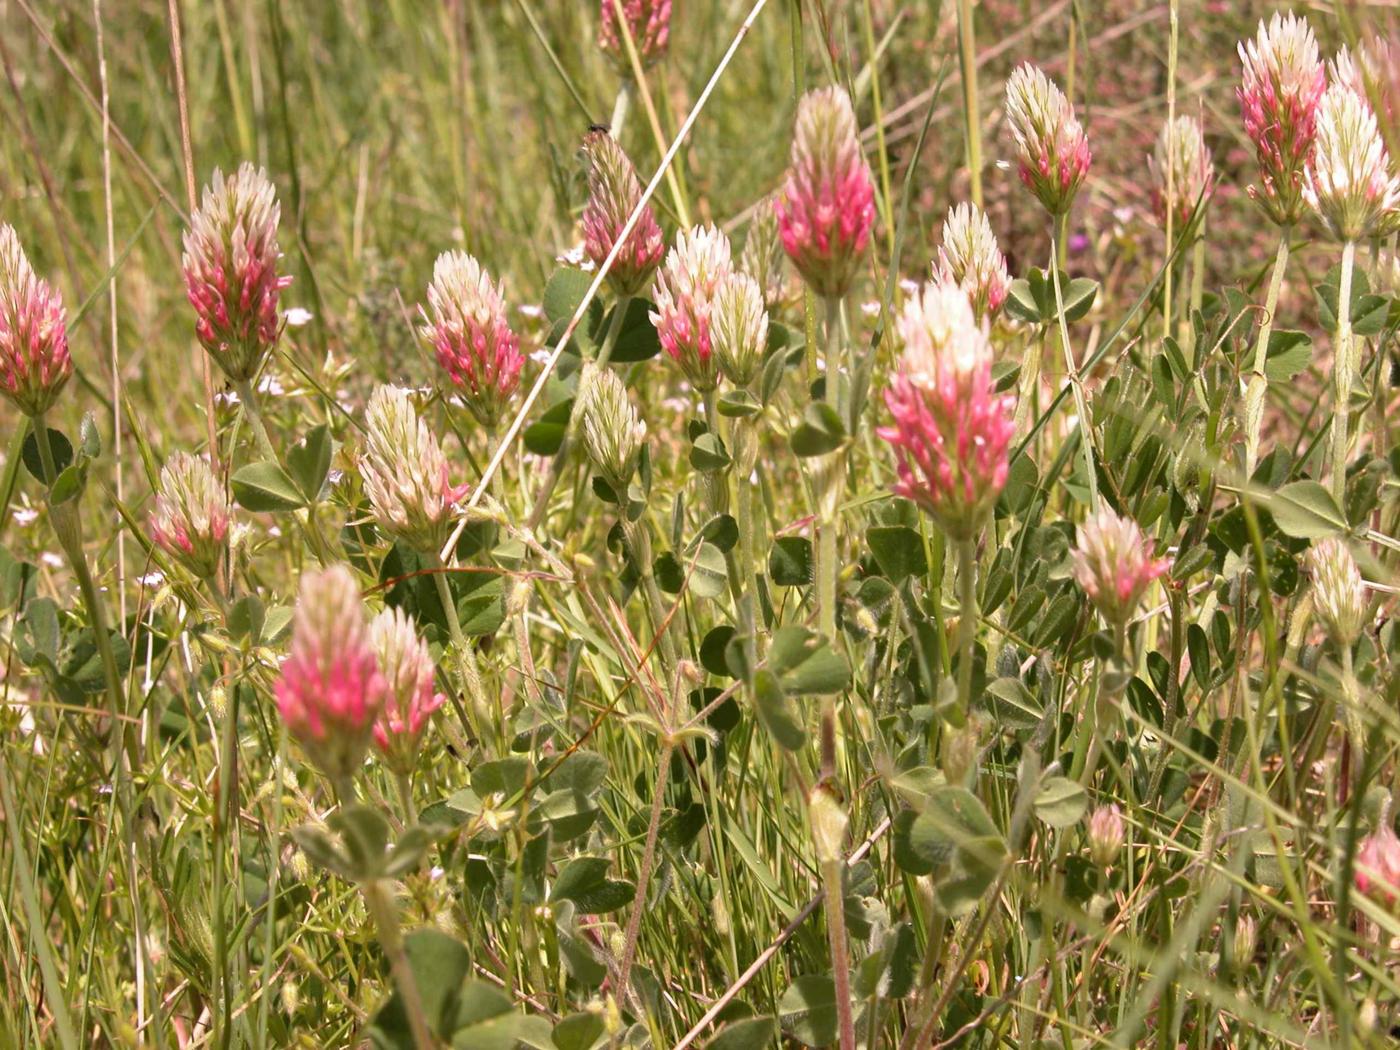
[731,414,761,668]
[1329,240,1357,508]
[211,680,241,1050]
[609,78,632,140]
[234,379,278,463]
[364,880,435,1050]
[622,515,679,674]
[955,0,982,207]
[1048,227,1099,510]
[954,537,977,727]
[428,551,494,747]
[0,425,26,544]
[616,740,673,1009]
[818,296,843,643]
[1243,228,1291,479]
[821,855,858,1050]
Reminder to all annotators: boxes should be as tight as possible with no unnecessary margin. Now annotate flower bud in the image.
[1231,913,1258,972]
[1304,83,1400,242]
[370,607,445,777]
[740,196,789,308]
[1306,537,1366,647]
[1004,63,1092,217]
[650,225,733,392]
[581,130,665,297]
[0,224,72,417]
[711,272,768,389]
[877,278,1014,541]
[1070,509,1170,628]
[578,366,646,491]
[181,164,292,382]
[936,202,1009,320]
[598,0,670,70]
[1332,36,1399,136]
[1237,13,1325,227]
[1148,115,1215,231]
[360,385,468,554]
[1356,823,1400,909]
[1087,803,1125,869]
[274,564,387,782]
[807,784,849,865]
[421,251,524,427]
[775,87,877,299]
[149,451,231,579]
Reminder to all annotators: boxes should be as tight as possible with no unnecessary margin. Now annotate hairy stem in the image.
[1048,225,1099,510]
[1329,239,1357,507]
[364,880,435,1050]
[1242,228,1291,479]
[616,740,674,1008]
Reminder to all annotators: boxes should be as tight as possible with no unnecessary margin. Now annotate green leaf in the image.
[688,542,729,600]
[227,594,265,645]
[983,676,1043,730]
[769,536,813,586]
[691,432,732,472]
[79,413,101,458]
[22,427,73,484]
[768,627,850,696]
[286,423,333,502]
[790,402,846,457]
[473,757,533,800]
[529,789,599,841]
[543,267,594,325]
[605,297,662,362]
[231,461,306,512]
[706,1017,778,1050]
[1060,276,1099,323]
[753,669,806,751]
[778,974,839,1048]
[1004,277,1041,325]
[866,525,927,583]
[48,464,85,505]
[1263,330,1312,382]
[1270,480,1347,539]
[550,751,608,795]
[717,389,762,418]
[552,1012,606,1050]
[1033,776,1088,828]
[550,857,633,912]
[523,398,574,457]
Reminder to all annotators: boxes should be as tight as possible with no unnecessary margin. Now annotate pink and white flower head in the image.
[275,564,387,782]
[581,130,665,297]
[149,451,231,580]
[1148,115,1215,231]
[181,164,292,383]
[1004,64,1092,217]
[1237,13,1326,227]
[1304,83,1400,242]
[1087,804,1125,869]
[936,202,1010,321]
[775,86,877,300]
[1070,508,1169,628]
[650,225,734,392]
[0,224,71,418]
[598,0,671,70]
[370,607,445,778]
[579,365,647,492]
[1306,537,1366,647]
[421,251,524,427]
[711,272,768,389]
[360,385,468,555]
[1356,823,1400,909]
[1333,35,1400,139]
[877,279,1014,541]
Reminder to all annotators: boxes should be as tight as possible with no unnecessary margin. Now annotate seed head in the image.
[1306,537,1366,647]
[936,202,1010,320]
[360,385,468,555]
[1149,115,1215,231]
[149,451,231,579]
[740,196,789,308]
[775,87,877,299]
[579,366,647,492]
[274,564,387,782]
[1237,13,1326,226]
[1087,804,1125,869]
[581,131,665,297]
[421,251,524,427]
[1304,83,1400,242]
[1070,509,1169,627]
[711,272,768,389]
[182,164,292,382]
[877,279,1014,541]
[1004,64,1092,217]
[370,607,445,777]
[0,224,71,417]
[650,225,734,392]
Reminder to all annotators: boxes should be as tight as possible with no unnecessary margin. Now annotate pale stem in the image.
[364,880,435,1050]
[1329,240,1358,507]
[1243,228,1292,479]
[1048,225,1099,510]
